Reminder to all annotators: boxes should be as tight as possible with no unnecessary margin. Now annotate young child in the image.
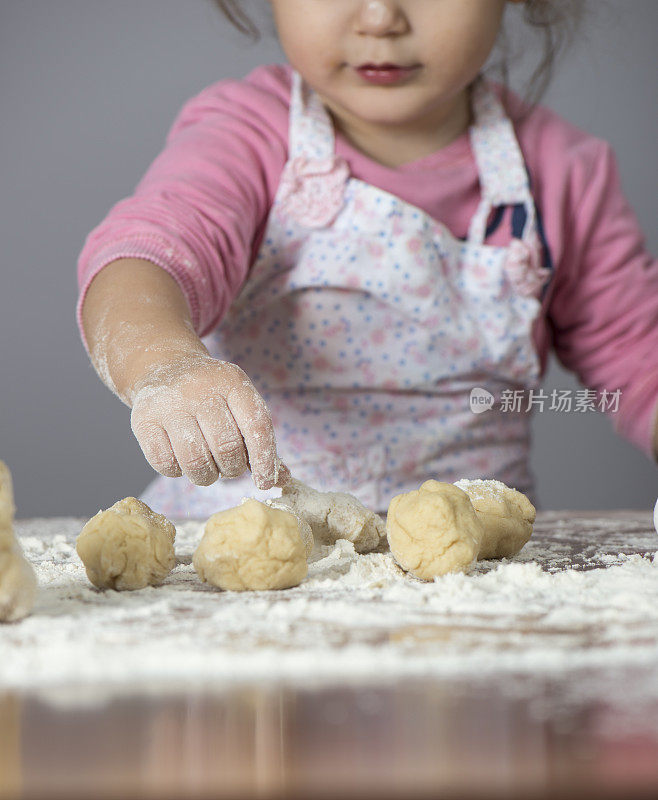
[77,0,658,518]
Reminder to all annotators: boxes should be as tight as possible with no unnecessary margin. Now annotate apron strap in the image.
[467,78,536,245]
[290,71,539,246]
[289,70,336,161]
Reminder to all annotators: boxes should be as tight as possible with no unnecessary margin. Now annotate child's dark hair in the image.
[497,0,587,105]
[210,0,586,105]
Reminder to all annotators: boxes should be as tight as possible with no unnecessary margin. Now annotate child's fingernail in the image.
[255,474,272,490]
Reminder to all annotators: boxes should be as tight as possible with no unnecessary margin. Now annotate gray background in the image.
[1,1,656,518]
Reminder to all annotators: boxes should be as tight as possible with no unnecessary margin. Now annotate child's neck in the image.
[322,87,472,169]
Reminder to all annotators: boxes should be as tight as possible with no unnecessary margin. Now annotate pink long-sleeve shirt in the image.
[77,63,658,461]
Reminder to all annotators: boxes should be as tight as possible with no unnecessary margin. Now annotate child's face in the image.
[269,0,508,133]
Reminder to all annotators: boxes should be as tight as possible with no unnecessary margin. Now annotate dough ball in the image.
[193,499,308,592]
[0,460,16,530]
[266,498,314,556]
[76,497,176,591]
[386,480,483,580]
[453,478,535,559]
[0,524,13,551]
[280,479,386,553]
[0,541,38,623]
[0,460,38,622]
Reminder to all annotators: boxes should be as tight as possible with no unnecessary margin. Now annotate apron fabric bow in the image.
[278,155,350,228]
[504,233,551,298]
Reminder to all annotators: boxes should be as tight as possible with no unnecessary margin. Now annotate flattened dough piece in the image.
[386,480,483,580]
[0,460,37,622]
[76,497,176,590]
[279,479,386,553]
[193,499,308,592]
[0,542,38,623]
[453,478,535,559]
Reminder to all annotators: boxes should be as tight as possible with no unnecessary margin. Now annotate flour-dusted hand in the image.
[129,354,279,489]
[80,260,281,492]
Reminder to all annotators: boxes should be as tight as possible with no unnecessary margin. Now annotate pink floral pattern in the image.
[277,155,350,228]
[505,236,551,298]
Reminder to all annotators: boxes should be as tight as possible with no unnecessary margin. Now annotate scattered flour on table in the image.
[1,516,657,697]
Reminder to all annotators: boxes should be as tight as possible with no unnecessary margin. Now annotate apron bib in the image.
[142,73,551,516]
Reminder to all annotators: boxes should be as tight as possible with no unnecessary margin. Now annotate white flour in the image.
[1,514,657,702]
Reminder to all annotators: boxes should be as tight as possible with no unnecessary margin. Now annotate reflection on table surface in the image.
[2,672,658,800]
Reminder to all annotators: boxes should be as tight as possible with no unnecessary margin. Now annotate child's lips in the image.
[355,63,420,84]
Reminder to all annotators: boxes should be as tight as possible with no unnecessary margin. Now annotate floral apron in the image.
[142,71,551,517]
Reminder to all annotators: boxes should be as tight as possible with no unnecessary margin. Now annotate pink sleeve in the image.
[76,67,290,349]
[548,140,658,460]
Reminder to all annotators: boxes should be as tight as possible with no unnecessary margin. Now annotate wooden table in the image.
[1,510,658,800]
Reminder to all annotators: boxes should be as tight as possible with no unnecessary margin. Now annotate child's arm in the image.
[547,139,658,463]
[77,69,292,490]
[81,257,279,490]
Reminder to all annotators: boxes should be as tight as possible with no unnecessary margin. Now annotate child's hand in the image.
[129,354,278,489]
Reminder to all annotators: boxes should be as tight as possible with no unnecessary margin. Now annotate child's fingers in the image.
[275,461,292,487]
[224,383,278,490]
[166,416,219,487]
[196,397,248,479]
[131,419,182,479]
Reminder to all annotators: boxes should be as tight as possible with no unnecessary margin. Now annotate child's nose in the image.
[355,0,408,36]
